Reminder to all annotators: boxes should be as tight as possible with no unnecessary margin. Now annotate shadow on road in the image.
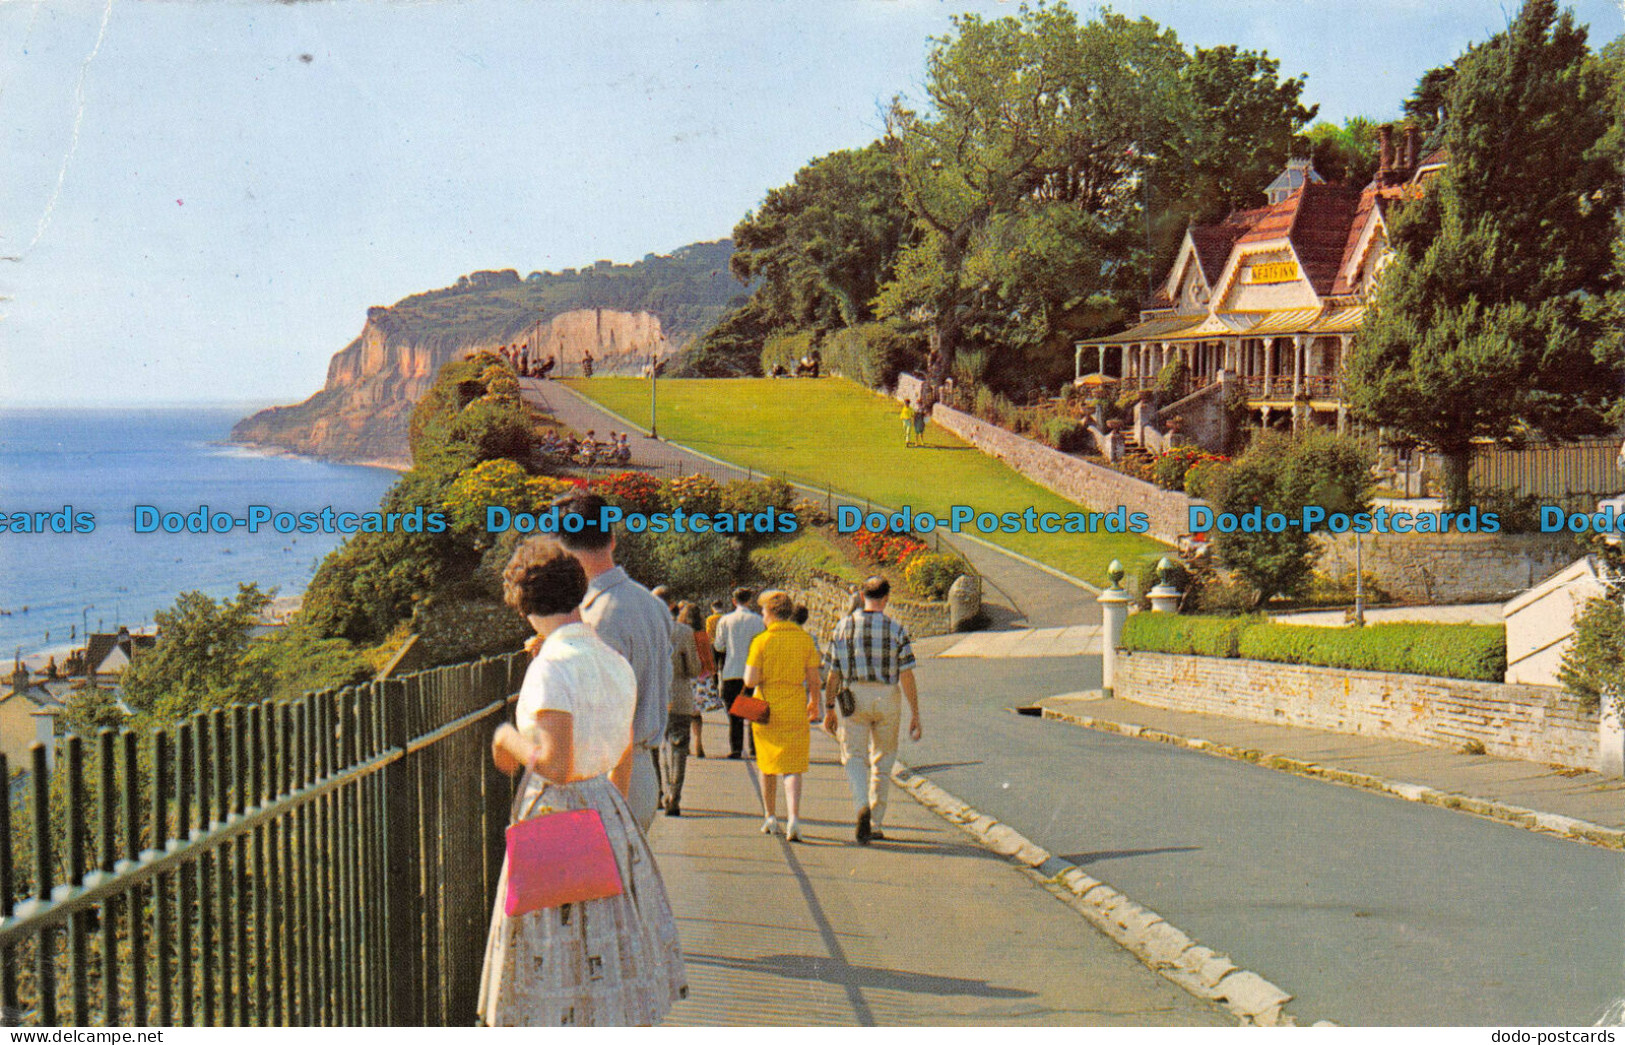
[681,951,1037,1000]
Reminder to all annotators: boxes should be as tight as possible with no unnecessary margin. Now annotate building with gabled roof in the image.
[1079,124,1442,442]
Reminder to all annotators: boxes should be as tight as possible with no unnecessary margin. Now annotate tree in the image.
[121,585,274,720]
[1345,0,1622,510]
[880,5,1318,395]
[1307,116,1381,186]
[1165,45,1317,225]
[1404,65,1458,139]
[882,5,1186,388]
[1211,431,1372,606]
[730,142,915,332]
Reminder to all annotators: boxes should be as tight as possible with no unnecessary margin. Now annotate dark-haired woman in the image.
[478,536,687,1026]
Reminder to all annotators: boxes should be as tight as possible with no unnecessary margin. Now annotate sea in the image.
[0,408,398,666]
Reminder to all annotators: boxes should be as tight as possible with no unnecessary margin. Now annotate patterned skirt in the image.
[477,774,688,1026]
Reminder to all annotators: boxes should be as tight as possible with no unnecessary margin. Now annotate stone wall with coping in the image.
[786,576,958,645]
[922,399,1196,544]
[1117,648,1600,772]
[1318,531,1579,604]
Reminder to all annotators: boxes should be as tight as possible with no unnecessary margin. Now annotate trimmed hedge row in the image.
[1121,613,1507,682]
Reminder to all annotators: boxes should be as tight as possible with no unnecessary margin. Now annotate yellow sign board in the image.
[1248,261,1300,284]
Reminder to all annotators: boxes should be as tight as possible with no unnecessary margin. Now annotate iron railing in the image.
[0,652,528,1026]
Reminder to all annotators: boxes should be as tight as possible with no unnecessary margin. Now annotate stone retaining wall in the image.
[1318,531,1579,604]
[928,403,1195,544]
[788,576,957,644]
[1117,649,1600,772]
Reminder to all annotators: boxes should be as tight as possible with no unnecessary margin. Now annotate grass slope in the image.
[567,377,1166,581]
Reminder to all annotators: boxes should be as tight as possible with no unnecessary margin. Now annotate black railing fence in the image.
[0,651,528,1027]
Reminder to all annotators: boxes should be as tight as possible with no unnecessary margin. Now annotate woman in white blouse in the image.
[478,536,688,1026]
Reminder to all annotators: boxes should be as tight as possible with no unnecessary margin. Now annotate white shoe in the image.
[761,816,779,835]
[786,819,803,842]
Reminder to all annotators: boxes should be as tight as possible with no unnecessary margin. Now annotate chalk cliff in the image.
[233,241,741,466]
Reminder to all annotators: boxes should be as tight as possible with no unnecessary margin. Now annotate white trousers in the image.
[838,682,901,829]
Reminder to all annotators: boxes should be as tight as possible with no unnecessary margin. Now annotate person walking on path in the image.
[661,606,701,817]
[677,602,715,759]
[821,575,923,844]
[479,536,687,1026]
[742,591,822,841]
[911,399,928,447]
[712,587,765,760]
[555,490,673,833]
[899,400,917,447]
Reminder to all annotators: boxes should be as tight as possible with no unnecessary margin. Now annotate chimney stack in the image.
[1377,125,1394,178]
[1403,125,1421,172]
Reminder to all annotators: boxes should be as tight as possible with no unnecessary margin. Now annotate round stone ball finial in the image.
[1156,556,1174,584]
[1107,560,1125,587]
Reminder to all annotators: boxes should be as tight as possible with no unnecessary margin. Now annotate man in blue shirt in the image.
[556,491,673,832]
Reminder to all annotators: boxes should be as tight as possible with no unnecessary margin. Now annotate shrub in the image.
[1302,571,1390,607]
[1188,574,1259,614]
[1183,458,1228,499]
[1121,613,1251,657]
[1043,417,1090,453]
[663,473,724,516]
[751,529,861,587]
[1214,430,1372,604]
[593,471,664,515]
[1235,621,1506,681]
[820,322,918,389]
[618,528,743,601]
[1559,593,1625,713]
[719,477,795,518]
[1469,486,1546,534]
[904,552,970,600]
[1125,614,1508,681]
[760,329,818,376]
[850,527,927,569]
[1154,355,1189,401]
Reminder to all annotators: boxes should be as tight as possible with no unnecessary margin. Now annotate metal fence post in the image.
[382,679,422,1026]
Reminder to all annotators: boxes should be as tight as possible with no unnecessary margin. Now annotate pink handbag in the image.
[504,792,624,917]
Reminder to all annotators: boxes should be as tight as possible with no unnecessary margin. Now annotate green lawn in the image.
[566,377,1166,583]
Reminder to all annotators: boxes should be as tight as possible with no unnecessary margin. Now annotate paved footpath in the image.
[1037,691,1625,834]
[650,727,1231,1026]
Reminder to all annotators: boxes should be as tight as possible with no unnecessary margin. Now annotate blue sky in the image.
[1,0,1620,407]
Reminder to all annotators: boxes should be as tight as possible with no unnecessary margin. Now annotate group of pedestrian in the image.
[479,490,925,1026]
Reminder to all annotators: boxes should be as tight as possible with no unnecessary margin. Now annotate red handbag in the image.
[730,692,771,724]
[504,789,624,917]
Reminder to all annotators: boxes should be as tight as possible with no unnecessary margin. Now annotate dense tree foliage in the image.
[1346,0,1622,510]
[730,142,915,333]
[1307,116,1381,187]
[877,5,1316,397]
[304,353,546,647]
[121,585,274,719]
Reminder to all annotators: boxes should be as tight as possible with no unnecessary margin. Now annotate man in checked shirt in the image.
[820,575,925,844]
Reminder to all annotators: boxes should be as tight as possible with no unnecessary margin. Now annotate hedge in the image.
[1120,612,1252,658]
[1122,614,1507,682]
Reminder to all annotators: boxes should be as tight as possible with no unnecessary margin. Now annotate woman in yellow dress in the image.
[742,590,822,841]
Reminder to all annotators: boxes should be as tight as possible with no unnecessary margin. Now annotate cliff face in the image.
[232,307,677,467]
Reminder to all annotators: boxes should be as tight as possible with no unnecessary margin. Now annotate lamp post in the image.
[649,356,659,438]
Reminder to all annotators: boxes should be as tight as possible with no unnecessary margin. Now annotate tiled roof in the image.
[1232,182,1363,296]
[1189,226,1241,284]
